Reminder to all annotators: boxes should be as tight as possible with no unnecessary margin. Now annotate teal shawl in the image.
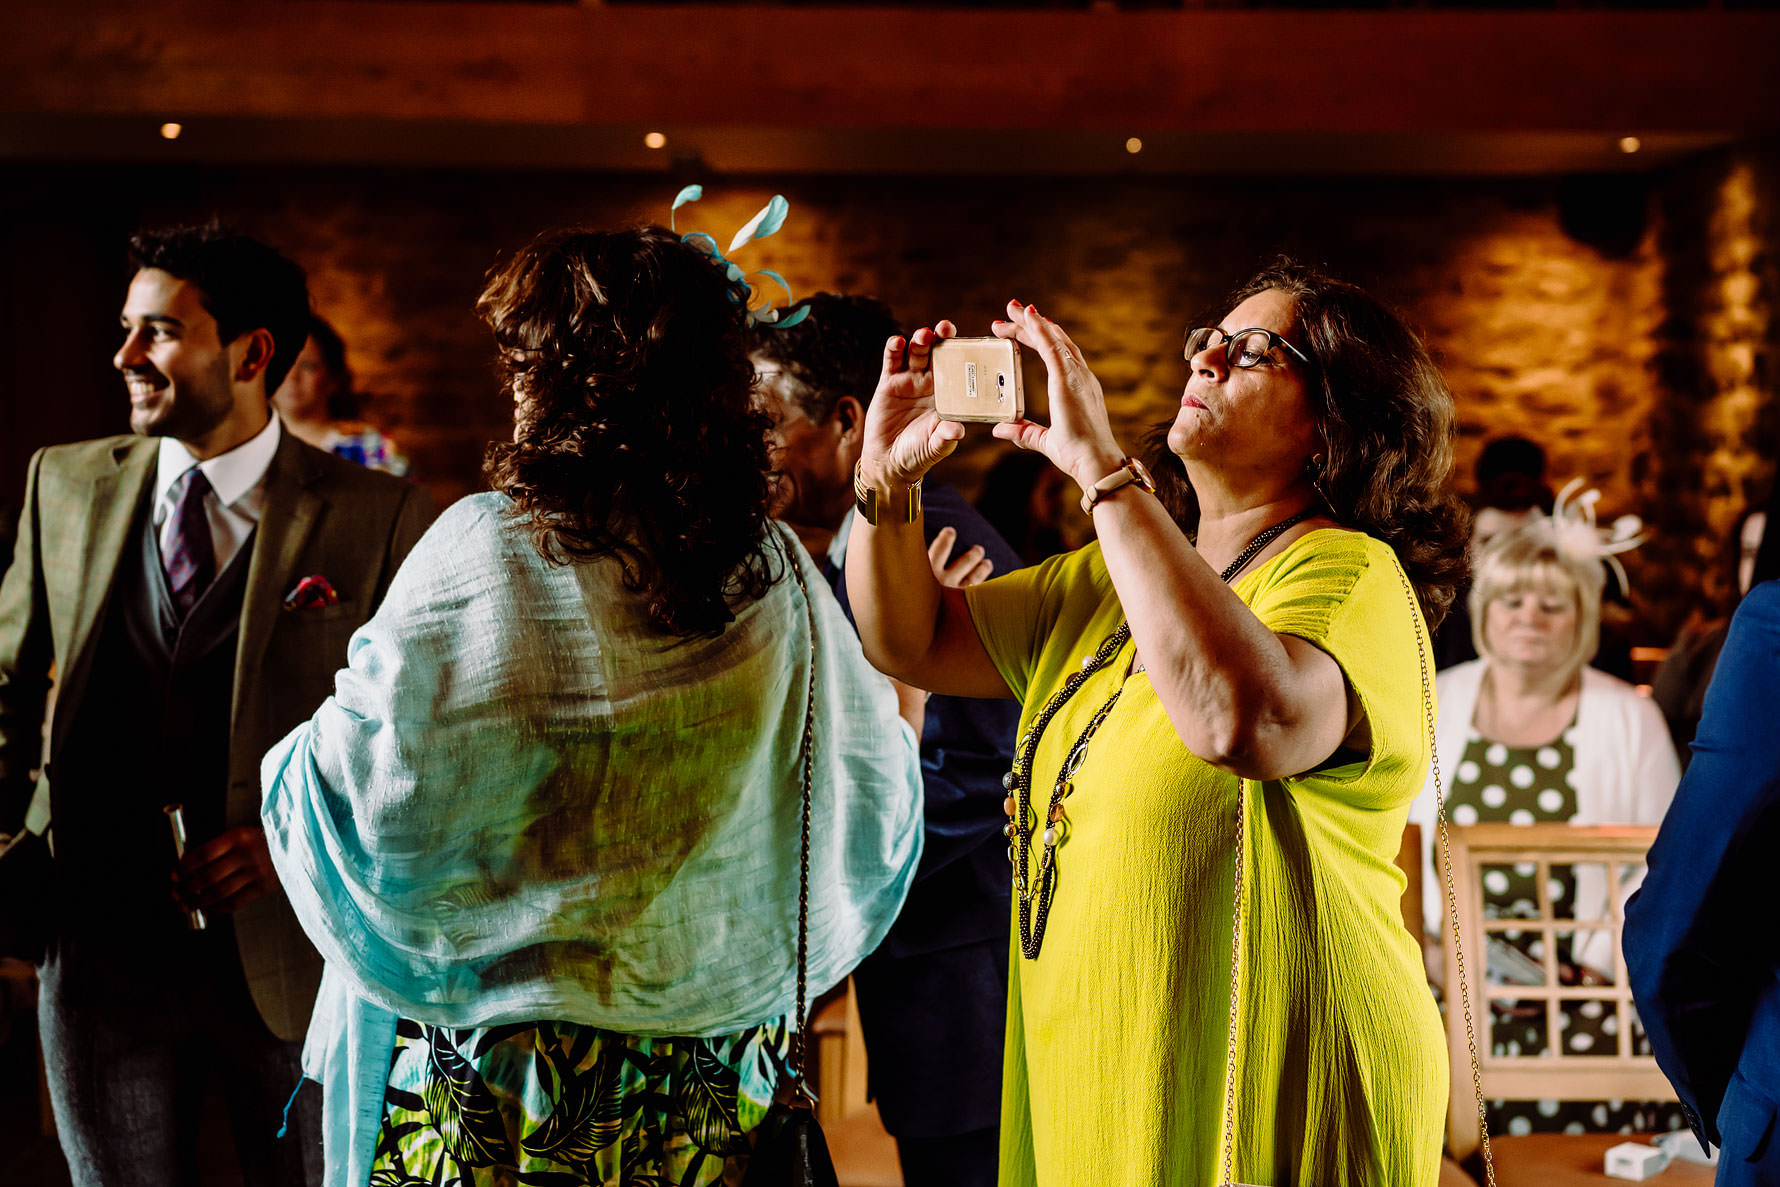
[262,493,922,1181]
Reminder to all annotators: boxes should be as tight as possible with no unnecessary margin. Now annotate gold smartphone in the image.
[932,337,1025,424]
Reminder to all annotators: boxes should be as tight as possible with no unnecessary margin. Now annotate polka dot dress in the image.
[1448,727,1687,1137]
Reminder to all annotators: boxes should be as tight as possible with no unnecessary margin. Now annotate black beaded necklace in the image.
[1004,505,1323,960]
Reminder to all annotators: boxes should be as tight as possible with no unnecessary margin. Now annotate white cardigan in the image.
[1408,659,1681,959]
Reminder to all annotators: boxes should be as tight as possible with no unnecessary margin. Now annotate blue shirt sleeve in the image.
[1625,579,1780,1148]
[827,484,1023,956]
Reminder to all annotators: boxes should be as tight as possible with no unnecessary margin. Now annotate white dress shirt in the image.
[153,413,282,574]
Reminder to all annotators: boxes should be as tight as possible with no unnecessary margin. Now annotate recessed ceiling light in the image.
[644,131,667,150]
[1619,136,1642,154]
[160,122,183,141]
[1125,137,1143,155]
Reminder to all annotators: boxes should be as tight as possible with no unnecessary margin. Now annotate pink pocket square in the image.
[282,574,342,611]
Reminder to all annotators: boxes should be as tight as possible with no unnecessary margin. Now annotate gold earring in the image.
[1307,454,1331,508]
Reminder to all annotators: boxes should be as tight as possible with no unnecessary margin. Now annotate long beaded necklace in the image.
[1003,505,1322,960]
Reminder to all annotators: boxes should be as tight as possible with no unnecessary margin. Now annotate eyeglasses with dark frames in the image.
[1183,326,1311,370]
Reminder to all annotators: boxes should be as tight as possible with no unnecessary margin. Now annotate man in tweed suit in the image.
[0,225,432,1185]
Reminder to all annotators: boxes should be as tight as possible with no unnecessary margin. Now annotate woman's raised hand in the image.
[859,323,966,490]
[989,302,1126,492]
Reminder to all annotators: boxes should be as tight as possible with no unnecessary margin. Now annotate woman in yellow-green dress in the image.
[844,260,1469,1185]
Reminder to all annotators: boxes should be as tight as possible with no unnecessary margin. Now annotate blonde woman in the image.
[1412,497,1681,1137]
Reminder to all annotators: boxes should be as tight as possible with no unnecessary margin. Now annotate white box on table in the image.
[1604,1141,1669,1181]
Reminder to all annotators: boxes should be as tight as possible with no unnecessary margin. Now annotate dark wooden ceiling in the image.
[1,2,1775,174]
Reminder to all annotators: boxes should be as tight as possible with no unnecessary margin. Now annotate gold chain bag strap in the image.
[741,546,840,1187]
[1216,563,1495,1187]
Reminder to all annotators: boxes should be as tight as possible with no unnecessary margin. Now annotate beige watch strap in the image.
[1079,457,1155,516]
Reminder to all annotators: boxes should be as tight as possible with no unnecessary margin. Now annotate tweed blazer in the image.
[0,427,433,1040]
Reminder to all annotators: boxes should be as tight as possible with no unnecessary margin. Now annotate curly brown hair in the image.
[480,225,782,638]
[1144,258,1468,628]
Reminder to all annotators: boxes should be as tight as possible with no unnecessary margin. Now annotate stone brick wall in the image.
[7,144,1776,641]
[1640,146,1780,629]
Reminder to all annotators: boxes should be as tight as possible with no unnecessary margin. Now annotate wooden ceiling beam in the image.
[3,4,1776,135]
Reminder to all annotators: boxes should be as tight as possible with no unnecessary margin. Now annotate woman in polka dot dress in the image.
[1410,510,1684,1137]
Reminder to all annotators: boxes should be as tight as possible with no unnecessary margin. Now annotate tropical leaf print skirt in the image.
[370,1015,789,1187]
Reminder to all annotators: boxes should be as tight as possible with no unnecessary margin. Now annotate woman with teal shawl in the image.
[260,227,924,1187]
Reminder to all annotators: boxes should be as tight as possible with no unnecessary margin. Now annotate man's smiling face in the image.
[113,268,237,442]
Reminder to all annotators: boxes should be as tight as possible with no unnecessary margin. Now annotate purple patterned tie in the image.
[163,466,216,617]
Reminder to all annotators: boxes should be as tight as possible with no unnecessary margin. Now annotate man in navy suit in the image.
[753,294,1019,1187]
[1626,575,1780,1183]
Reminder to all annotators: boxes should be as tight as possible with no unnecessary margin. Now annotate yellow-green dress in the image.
[964,529,1447,1186]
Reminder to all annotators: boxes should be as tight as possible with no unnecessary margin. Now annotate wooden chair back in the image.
[1441,823,1673,1161]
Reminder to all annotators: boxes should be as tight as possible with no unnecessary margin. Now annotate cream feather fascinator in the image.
[1531,477,1646,594]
